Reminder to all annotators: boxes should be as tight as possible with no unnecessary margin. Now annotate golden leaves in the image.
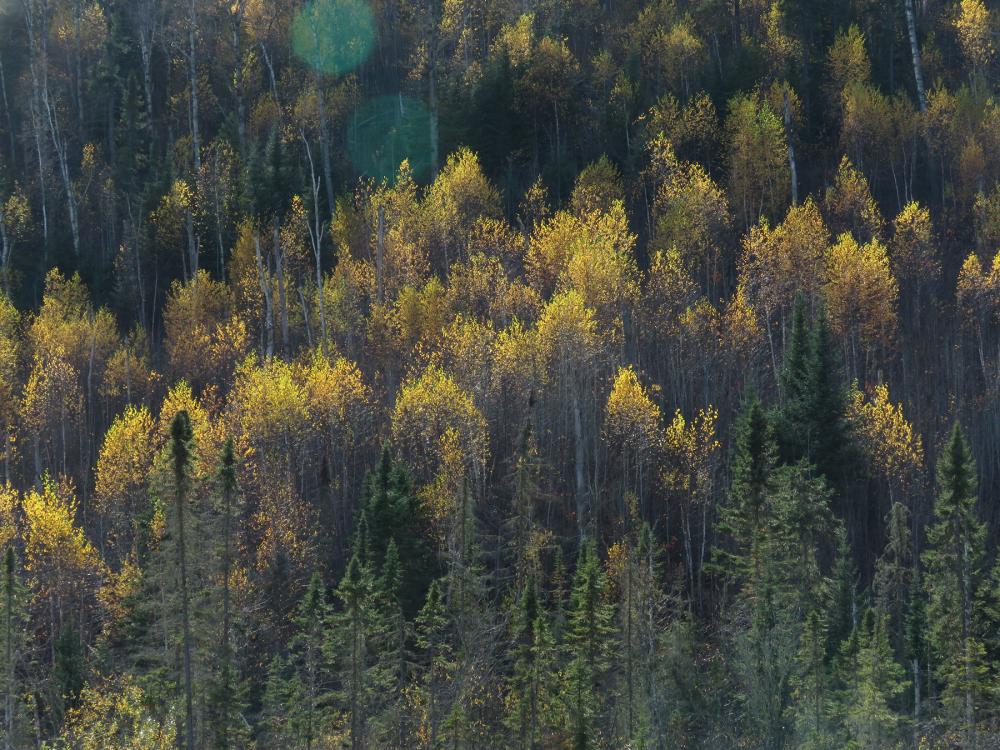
[824,232,899,351]
[850,383,924,492]
[391,363,488,483]
[604,367,664,459]
[95,405,156,521]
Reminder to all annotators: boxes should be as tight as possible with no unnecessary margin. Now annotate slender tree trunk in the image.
[903,0,927,113]
[188,0,201,174]
[254,233,274,356]
[784,90,798,206]
[176,468,195,750]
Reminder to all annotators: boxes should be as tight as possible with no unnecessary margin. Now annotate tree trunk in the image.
[903,0,927,113]
[176,469,196,750]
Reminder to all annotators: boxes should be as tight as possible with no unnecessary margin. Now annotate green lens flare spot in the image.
[347,95,434,183]
[292,0,375,76]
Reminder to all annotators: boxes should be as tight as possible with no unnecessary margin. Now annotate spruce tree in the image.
[333,554,374,750]
[509,574,555,749]
[564,540,615,750]
[171,410,196,750]
[415,579,453,749]
[776,300,852,491]
[291,572,332,750]
[373,539,413,747]
[0,548,25,750]
[922,422,989,744]
[841,609,907,750]
[715,392,777,589]
[208,438,245,749]
[790,609,835,750]
[360,448,435,616]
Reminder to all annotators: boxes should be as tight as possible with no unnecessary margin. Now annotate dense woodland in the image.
[0,0,1000,747]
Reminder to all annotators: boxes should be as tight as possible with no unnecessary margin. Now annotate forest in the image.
[0,0,998,746]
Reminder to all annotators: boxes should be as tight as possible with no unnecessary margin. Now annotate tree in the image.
[726,92,791,229]
[290,571,332,749]
[715,393,778,590]
[922,423,990,744]
[507,574,556,749]
[824,233,898,376]
[0,548,27,750]
[776,299,853,492]
[171,410,196,750]
[790,609,836,750]
[563,540,615,750]
[840,609,907,750]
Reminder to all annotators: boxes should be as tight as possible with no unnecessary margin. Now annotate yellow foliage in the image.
[604,367,664,459]
[22,478,104,602]
[662,406,719,498]
[823,155,883,243]
[849,383,924,492]
[392,364,488,483]
[57,673,173,750]
[891,202,939,284]
[29,269,117,373]
[642,247,699,339]
[535,290,600,380]
[955,0,994,74]
[95,405,156,520]
[229,354,310,456]
[163,270,247,388]
[300,349,371,445]
[825,232,899,350]
[0,484,16,552]
[740,198,828,317]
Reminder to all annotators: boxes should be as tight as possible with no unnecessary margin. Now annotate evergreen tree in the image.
[715,392,778,589]
[922,422,990,744]
[207,438,246,749]
[291,572,332,750]
[509,573,556,749]
[905,566,928,740]
[777,300,853,490]
[825,528,857,658]
[332,554,374,750]
[372,539,413,747]
[841,609,907,750]
[169,410,197,750]
[564,540,616,750]
[790,609,836,750]
[360,448,435,616]
[0,548,26,750]
[414,579,453,749]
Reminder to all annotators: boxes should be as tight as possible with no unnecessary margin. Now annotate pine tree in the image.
[208,438,246,749]
[564,540,615,750]
[841,609,907,750]
[165,411,197,750]
[291,572,332,750]
[372,539,413,747]
[332,554,373,750]
[715,392,778,589]
[780,294,811,407]
[922,422,989,744]
[415,579,453,749]
[509,574,555,749]
[790,609,836,750]
[905,566,928,741]
[260,654,298,749]
[360,447,435,616]
[776,301,853,490]
[825,528,857,658]
[0,548,26,750]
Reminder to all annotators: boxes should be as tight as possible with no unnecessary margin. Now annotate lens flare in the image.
[291,0,375,76]
[347,95,434,183]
